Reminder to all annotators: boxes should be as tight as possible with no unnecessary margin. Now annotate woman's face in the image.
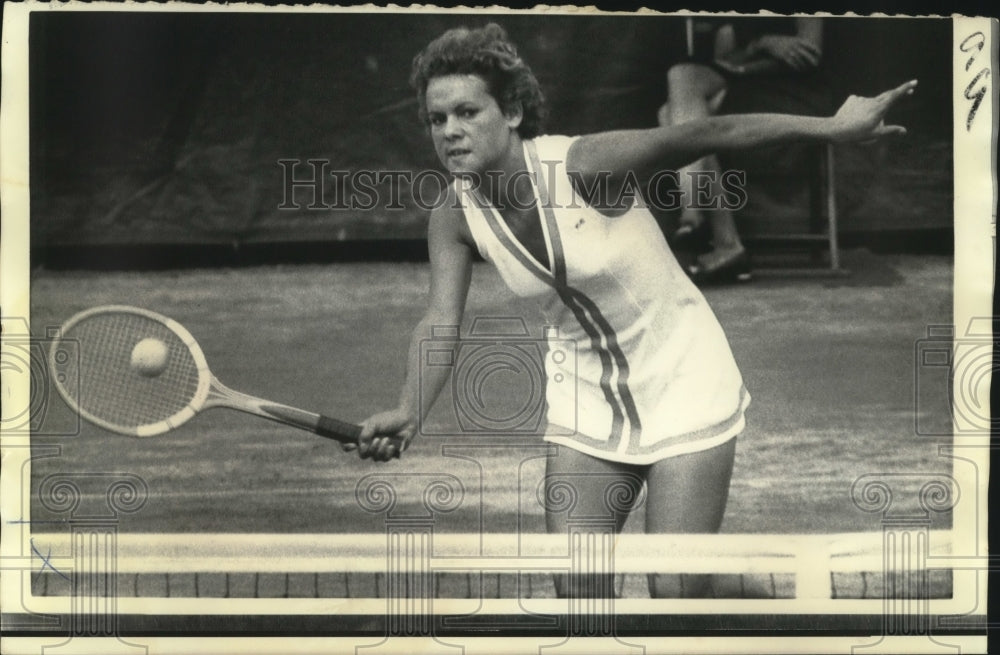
[424,74,522,177]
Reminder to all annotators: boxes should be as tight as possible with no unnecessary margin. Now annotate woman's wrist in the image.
[396,399,419,425]
[817,114,862,143]
[812,116,838,142]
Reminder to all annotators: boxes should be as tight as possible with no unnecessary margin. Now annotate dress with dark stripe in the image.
[456,135,750,464]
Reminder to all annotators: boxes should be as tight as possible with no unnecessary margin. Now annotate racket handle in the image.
[315,415,362,442]
[258,403,403,456]
[311,413,405,456]
[256,403,360,444]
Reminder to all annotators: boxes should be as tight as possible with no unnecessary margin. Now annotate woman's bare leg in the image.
[544,445,646,598]
[643,438,736,598]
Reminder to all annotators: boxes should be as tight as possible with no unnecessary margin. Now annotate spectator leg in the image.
[662,64,746,269]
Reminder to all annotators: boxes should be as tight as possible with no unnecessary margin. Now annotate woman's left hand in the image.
[827,80,917,143]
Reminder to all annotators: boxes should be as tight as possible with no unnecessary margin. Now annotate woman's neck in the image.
[474,133,529,211]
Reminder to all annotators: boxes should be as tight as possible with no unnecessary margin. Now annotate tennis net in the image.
[26,530,953,601]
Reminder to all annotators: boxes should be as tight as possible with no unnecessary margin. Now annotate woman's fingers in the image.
[355,411,411,460]
[379,438,399,461]
[879,79,919,105]
[876,123,908,137]
[867,81,917,130]
[358,415,394,458]
[359,435,385,460]
[357,418,378,457]
[369,436,401,462]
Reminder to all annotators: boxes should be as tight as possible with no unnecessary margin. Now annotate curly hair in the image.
[410,23,547,139]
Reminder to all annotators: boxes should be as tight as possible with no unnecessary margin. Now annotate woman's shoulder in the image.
[531,133,576,141]
[428,182,474,243]
[531,133,579,149]
[528,134,581,167]
[428,181,464,222]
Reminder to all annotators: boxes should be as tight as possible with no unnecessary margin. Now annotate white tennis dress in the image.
[456,135,750,465]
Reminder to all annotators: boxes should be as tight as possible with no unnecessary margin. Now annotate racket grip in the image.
[315,415,362,443]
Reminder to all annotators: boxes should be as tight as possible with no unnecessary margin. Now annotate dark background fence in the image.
[30,13,952,264]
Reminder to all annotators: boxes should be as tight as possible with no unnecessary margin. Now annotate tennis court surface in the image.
[22,250,955,600]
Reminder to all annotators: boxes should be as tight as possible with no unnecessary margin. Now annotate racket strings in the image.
[54,312,204,431]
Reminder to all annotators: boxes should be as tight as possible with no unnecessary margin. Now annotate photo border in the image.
[1,2,993,653]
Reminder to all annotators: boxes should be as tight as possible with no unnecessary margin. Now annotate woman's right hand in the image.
[353,408,417,462]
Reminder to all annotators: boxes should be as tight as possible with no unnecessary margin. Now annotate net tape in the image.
[28,531,953,600]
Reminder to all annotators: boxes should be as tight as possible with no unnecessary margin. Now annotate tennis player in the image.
[358,23,915,597]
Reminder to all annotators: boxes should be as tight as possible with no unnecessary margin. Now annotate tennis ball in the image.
[131,338,169,377]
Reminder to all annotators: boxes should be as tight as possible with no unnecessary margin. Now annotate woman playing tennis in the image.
[357,23,915,597]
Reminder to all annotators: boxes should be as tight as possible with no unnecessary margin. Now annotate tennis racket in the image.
[48,305,363,444]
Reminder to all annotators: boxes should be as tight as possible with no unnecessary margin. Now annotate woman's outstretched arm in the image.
[356,191,474,461]
[568,79,917,193]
